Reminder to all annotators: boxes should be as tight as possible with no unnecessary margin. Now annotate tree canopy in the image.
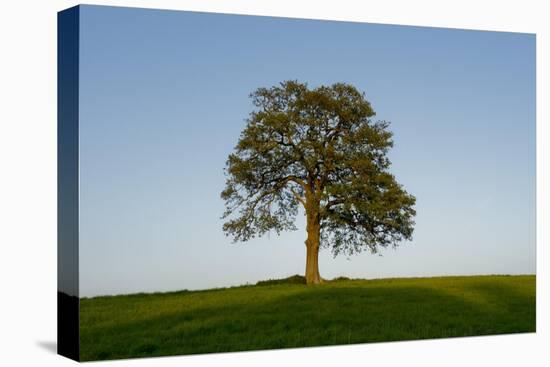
[221,80,416,283]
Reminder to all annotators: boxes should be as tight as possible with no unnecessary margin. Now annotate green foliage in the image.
[221,80,416,255]
[79,275,535,361]
[256,274,306,286]
[255,274,355,285]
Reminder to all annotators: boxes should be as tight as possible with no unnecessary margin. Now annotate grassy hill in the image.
[79,275,535,361]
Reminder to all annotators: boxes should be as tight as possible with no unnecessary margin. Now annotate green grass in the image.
[79,275,535,361]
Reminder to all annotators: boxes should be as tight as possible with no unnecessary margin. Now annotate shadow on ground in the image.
[36,340,57,354]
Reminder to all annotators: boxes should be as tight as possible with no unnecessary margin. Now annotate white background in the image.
[0,0,547,366]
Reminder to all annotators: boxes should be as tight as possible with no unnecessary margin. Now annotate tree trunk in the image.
[305,207,322,285]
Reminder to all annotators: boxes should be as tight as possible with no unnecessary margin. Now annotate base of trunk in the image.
[305,276,323,285]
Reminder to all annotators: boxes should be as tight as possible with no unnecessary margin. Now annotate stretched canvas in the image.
[58,4,536,362]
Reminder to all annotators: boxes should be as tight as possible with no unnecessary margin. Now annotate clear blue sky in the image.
[78,5,535,297]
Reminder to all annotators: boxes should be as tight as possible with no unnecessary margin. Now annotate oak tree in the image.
[221,81,416,284]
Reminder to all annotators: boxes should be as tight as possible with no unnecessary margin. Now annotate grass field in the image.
[79,275,535,361]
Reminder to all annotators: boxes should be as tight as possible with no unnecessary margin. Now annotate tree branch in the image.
[289,186,306,207]
[286,175,307,189]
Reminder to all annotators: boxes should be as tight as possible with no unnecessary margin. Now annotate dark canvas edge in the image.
[57,5,80,362]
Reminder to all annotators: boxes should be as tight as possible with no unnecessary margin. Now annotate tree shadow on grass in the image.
[79,278,535,361]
